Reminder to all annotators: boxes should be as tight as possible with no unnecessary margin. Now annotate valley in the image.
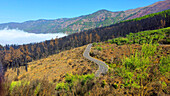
[0,28,67,46]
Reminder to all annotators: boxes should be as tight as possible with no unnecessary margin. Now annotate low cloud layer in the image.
[0,28,67,46]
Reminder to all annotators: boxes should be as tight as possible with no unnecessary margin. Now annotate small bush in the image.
[55,82,69,90]
[108,64,116,68]
[97,43,102,45]
[9,81,21,93]
[81,74,95,85]
[92,42,97,46]
[101,80,107,87]
[6,79,55,96]
[94,46,103,51]
[34,83,41,96]
[112,83,118,89]
[56,74,95,91]
[159,55,170,76]
[97,47,102,51]
[108,39,112,43]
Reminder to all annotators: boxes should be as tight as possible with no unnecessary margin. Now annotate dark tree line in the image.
[0,9,169,74]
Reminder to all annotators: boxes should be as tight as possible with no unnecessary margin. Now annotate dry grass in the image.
[5,45,97,83]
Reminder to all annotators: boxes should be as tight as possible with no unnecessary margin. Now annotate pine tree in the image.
[36,45,41,59]
[49,39,54,55]
[54,38,59,53]
[74,36,78,47]
[89,33,92,43]
[42,41,48,57]
[85,33,89,44]
[95,33,100,42]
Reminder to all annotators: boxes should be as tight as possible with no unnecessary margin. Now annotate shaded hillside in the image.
[0,0,169,34]
[0,9,169,73]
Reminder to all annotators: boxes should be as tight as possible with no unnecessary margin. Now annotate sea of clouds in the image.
[0,28,67,46]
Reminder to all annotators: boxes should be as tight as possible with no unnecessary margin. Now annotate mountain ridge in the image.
[0,0,169,34]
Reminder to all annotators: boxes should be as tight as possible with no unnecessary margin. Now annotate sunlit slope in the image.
[5,45,97,82]
[86,28,170,95]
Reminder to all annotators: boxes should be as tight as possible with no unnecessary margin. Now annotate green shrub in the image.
[10,81,21,93]
[132,82,140,88]
[108,39,112,43]
[159,55,170,76]
[55,82,69,90]
[101,80,107,87]
[81,74,95,85]
[112,83,118,89]
[109,63,116,68]
[97,47,102,51]
[141,43,157,57]
[97,43,102,45]
[111,37,128,45]
[56,74,95,91]
[94,46,103,51]
[65,74,77,83]
[8,79,54,96]
[92,42,97,46]
[161,81,167,88]
[34,83,41,96]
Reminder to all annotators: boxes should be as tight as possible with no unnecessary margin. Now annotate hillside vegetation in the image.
[108,27,170,45]
[2,27,170,96]
[0,0,169,34]
[89,27,170,95]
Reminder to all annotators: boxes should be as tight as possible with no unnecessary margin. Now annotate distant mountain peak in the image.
[95,9,112,13]
[0,0,169,34]
[98,9,109,12]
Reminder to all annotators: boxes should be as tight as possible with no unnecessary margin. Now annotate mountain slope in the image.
[1,9,169,72]
[5,45,97,82]
[4,28,170,96]
[0,0,169,34]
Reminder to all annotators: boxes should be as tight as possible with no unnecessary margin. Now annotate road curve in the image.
[83,44,108,77]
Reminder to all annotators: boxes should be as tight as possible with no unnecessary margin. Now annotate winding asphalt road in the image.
[83,44,108,77]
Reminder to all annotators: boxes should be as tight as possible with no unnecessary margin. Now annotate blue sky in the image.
[0,0,163,23]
